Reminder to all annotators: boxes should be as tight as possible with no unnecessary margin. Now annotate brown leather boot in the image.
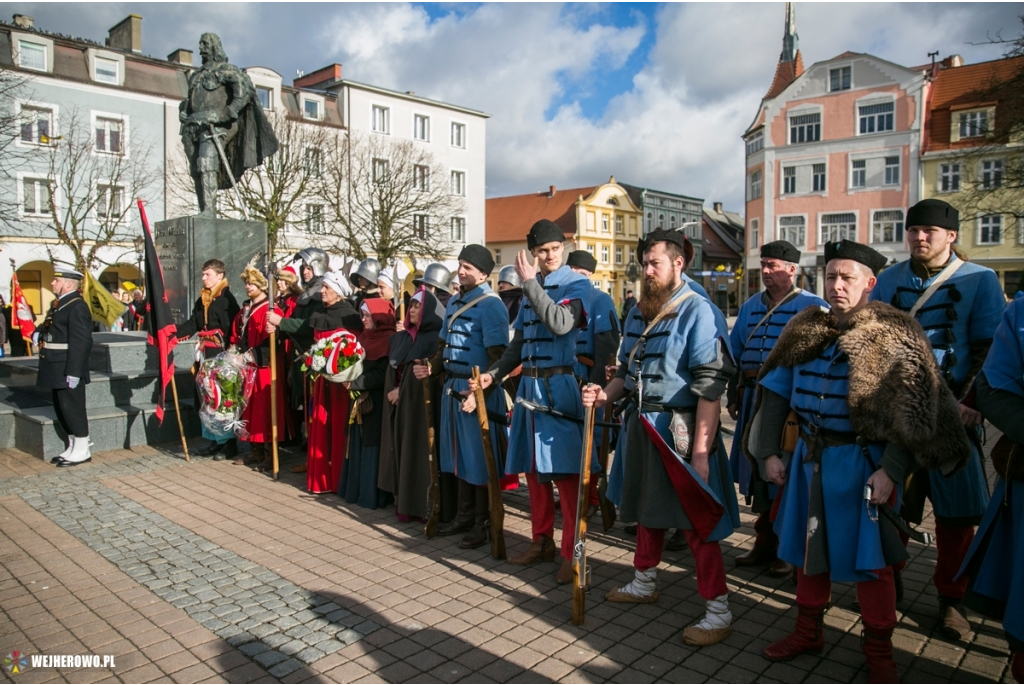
[255,443,275,473]
[438,479,475,537]
[556,556,574,584]
[509,535,555,565]
[735,545,776,567]
[237,443,262,466]
[861,625,899,683]
[937,597,971,641]
[764,603,826,661]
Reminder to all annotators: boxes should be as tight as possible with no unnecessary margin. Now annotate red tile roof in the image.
[764,50,804,99]
[927,55,1024,152]
[486,186,594,243]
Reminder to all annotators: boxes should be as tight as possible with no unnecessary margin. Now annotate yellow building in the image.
[485,177,643,306]
[920,56,1024,296]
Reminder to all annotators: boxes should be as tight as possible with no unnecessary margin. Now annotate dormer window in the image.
[256,87,272,110]
[829,66,851,91]
[94,57,119,85]
[959,110,988,138]
[303,98,321,120]
[18,40,46,71]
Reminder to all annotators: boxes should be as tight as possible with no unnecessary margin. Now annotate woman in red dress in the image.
[230,265,286,472]
[305,271,361,493]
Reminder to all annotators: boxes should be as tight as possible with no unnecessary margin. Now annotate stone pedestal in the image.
[153,216,268,322]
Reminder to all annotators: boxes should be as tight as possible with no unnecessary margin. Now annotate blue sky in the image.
[2,2,1018,212]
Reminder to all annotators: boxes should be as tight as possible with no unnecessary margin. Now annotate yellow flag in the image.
[82,270,127,328]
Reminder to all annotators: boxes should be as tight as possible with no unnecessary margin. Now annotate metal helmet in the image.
[296,248,329,280]
[414,263,452,294]
[497,265,521,288]
[352,258,381,288]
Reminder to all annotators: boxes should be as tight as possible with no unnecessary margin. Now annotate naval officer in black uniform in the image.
[37,267,94,466]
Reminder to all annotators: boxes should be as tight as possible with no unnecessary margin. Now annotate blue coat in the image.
[872,258,1004,520]
[438,284,510,485]
[505,266,591,475]
[574,287,618,379]
[728,290,827,497]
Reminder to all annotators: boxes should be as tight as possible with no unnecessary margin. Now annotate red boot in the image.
[862,625,899,683]
[764,603,825,661]
[1011,651,1023,683]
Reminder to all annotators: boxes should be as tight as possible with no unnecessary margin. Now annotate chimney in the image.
[12,14,34,29]
[167,49,192,66]
[294,63,342,89]
[548,185,556,198]
[106,14,142,53]
[713,202,723,214]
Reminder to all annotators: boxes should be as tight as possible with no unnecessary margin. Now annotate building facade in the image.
[620,183,704,268]
[699,204,744,315]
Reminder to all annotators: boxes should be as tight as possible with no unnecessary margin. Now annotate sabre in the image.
[514,396,619,429]
[206,123,249,220]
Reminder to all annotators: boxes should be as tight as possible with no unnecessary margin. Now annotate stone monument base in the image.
[153,216,268,322]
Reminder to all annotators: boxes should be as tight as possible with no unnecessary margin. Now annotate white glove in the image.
[31,331,40,345]
[66,376,80,389]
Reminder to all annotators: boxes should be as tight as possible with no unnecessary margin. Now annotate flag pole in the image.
[267,255,280,480]
[170,373,190,462]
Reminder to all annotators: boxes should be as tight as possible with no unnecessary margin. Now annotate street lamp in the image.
[132,236,144,288]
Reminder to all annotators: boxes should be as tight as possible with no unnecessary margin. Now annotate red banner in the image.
[137,199,178,423]
[10,272,36,345]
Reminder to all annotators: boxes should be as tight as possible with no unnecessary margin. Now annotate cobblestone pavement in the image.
[0,423,1016,684]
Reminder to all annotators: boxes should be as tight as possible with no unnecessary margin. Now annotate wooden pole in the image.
[268,264,280,480]
[169,373,190,462]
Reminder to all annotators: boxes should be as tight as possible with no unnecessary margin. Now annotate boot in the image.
[508,535,556,566]
[682,593,733,647]
[196,440,222,457]
[1011,651,1023,683]
[198,171,218,217]
[861,625,899,683]
[556,557,574,585]
[459,488,490,549]
[56,436,92,467]
[237,443,262,466]
[664,529,687,552]
[937,597,971,641]
[764,603,826,661]
[437,480,475,537]
[734,545,776,567]
[222,439,238,459]
[255,443,275,473]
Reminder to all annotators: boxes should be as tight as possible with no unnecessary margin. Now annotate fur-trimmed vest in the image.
[746,301,969,474]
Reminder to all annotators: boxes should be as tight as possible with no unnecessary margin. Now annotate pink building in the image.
[743,4,928,296]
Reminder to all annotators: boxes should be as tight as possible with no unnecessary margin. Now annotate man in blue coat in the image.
[871,198,1006,640]
[727,241,826,576]
[473,220,591,585]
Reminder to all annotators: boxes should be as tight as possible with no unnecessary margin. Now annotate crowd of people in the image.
[165,198,1021,684]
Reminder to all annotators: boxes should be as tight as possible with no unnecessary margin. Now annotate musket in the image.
[573,403,596,626]
[598,353,617,531]
[515,396,619,429]
[423,364,441,538]
[471,366,506,560]
[267,256,280,480]
[206,123,249,220]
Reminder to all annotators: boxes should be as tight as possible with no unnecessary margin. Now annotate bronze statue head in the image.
[198,32,229,64]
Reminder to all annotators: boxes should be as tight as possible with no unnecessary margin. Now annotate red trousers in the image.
[893,519,973,600]
[635,524,728,600]
[526,472,579,561]
[797,566,896,631]
[753,510,779,551]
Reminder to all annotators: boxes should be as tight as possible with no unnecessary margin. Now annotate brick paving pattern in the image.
[0,425,1016,683]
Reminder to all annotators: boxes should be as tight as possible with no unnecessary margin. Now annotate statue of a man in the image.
[179,33,278,216]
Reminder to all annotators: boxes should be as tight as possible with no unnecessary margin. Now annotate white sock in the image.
[617,568,657,597]
[693,593,732,631]
[59,440,72,458]
[65,436,92,463]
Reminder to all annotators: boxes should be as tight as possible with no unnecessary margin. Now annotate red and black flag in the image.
[137,199,178,423]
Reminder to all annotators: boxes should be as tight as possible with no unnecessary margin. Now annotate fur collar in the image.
[200,278,228,310]
[755,301,969,473]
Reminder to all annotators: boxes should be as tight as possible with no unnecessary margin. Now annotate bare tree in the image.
[320,132,465,265]
[13,106,159,272]
[0,66,35,228]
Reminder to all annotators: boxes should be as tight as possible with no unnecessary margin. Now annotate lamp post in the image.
[132,236,144,288]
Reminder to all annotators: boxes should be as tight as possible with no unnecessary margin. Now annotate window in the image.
[820,213,857,244]
[372,105,389,133]
[979,215,1002,245]
[451,121,466,148]
[940,163,961,192]
[495,249,501,265]
[884,156,900,186]
[413,164,430,192]
[93,57,119,85]
[670,215,676,229]
[859,102,894,134]
[414,114,430,141]
[615,246,623,264]
[778,215,805,246]
[18,40,46,71]
[305,204,325,234]
[790,112,821,143]
[372,158,389,184]
[646,212,652,232]
[96,184,125,221]
[304,148,321,177]
[413,214,428,239]
[812,163,826,192]
[450,217,465,242]
[872,210,904,243]
[601,214,610,233]
[851,159,866,188]
[658,214,665,229]
[750,218,760,249]
[586,244,595,258]
[746,131,764,156]
[748,169,762,200]
[20,106,53,145]
[959,110,988,138]
[21,177,52,216]
[256,87,272,110]
[829,66,851,92]
[450,170,465,196]
[303,99,321,120]
[615,215,623,234]
[981,160,1003,190]
[629,247,636,264]
[783,166,796,194]
[601,245,609,264]
[94,117,123,154]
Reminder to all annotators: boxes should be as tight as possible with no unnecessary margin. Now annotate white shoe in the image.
[63,435,92,464]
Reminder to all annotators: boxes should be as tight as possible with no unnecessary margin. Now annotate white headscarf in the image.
[377,271,393,289]
[322,271,351,297]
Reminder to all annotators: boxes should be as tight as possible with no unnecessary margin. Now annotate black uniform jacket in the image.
[37,291,93,389]
[176,285,240,360]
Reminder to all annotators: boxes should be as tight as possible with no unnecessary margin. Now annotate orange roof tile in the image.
[764,50,804,99]
[928,55,1024,151]
[486,186,594,243]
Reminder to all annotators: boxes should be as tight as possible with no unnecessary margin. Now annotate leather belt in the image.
[43,342,68,350]
[799,420,859,464]
[742,369,759,388]
[522,365,574,378]
[446,371,472,380]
